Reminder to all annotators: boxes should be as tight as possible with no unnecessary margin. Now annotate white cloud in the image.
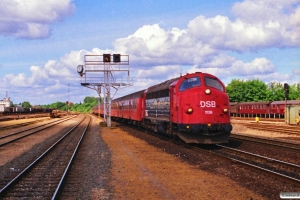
[2,0,300,104]
[0,0,75,38]
[114,0,300,70]
[136,65,181,79]
[250,72,291,82]
[230,58,276,76]
[293,68,300,75]
[4,73,29,87]
[185,57,277,81]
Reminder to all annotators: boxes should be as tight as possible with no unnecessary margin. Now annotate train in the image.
[0,107,53,115]
[230,100,300,118]
[93,72,232,144]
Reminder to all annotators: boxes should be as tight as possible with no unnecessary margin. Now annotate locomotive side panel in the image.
[144,78,180,124]
[145,96,170,122]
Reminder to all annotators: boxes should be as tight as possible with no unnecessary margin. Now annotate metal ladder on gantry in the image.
[77,54,132,127]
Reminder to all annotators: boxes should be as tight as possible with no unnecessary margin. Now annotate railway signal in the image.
[103,54,111,62]
[284,83,289,99]
[77,54,132,127]
[284,83,289,124]
[113,54,121,62]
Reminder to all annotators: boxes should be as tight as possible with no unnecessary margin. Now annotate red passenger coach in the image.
[238,102,271,118]
[230,100,300,118]
[93,90,145,126]
[270,100,300,117]
[113,90,145,125]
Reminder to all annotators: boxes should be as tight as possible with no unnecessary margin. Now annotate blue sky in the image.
[0,0,299,105]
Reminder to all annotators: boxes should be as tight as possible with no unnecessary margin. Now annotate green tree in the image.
[289,83,300,100]
[83,96,98,105]
[226,79,247,102]
[22,101,31,108]
[265,82,285,101]
[40,96,102,113]
[243,79,267,102]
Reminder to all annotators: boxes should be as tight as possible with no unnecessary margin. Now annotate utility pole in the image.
[77,54,132,127]
[284,83,289,124]
[68,83,70,115]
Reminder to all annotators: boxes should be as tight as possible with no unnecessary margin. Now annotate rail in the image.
[0,115,90,199]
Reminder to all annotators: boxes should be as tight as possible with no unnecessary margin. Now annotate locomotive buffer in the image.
[77,54,132,127]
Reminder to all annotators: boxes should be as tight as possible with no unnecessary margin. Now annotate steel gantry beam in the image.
[77,54,132,127]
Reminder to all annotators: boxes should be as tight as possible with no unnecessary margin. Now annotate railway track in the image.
[234,122,300,135]
[231,117,285,122]
[0,115,77,147]
[214,145,300,185]
[230,133,300,152]
[183,144,300,187]
[0,118,50,131]
[0,113,51,122]
[0,115,90,199]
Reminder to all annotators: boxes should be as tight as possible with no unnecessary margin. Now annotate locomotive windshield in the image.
[204,76,224,91]
[179,77,201,92]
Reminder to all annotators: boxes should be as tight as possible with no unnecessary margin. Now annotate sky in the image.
[0,0,299,105]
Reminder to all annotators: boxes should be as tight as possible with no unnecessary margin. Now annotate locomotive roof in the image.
[146,72,218,93]
[146,77,181,93]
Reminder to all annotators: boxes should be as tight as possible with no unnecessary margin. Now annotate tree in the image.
[39,96,102,113]
[227,79,300,102]
[243,79,267,102]
[265,82,285,101]
[83,96,99,105]
[226,79,247,102]
[22,101,31,108]
[289,83,300,100]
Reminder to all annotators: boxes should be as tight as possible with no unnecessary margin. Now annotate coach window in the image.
[204,77,224,91]
[179,77,201,92]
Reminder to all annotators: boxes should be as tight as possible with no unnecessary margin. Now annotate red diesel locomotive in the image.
[93,72,232,144]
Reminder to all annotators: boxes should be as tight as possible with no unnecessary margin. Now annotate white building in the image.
[0,97,13,112]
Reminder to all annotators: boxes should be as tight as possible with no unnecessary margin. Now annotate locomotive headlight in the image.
[187,107,193,114]
[223,108,228,113]
[205,88,211,94]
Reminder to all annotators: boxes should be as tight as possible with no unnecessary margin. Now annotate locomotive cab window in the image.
[204,77,224,91]
[179,77,201,92]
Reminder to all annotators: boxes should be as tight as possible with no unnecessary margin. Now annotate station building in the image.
[0,97,13,112]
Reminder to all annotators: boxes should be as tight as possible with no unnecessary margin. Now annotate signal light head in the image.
[103,54,111,62]
[113,54,121,62]
[205,88,211,94]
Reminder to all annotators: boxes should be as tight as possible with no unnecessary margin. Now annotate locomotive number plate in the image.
[200,101,216,107]
[205,110,213,114]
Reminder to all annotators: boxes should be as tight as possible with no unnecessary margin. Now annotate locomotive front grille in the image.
[178,123,232,136]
